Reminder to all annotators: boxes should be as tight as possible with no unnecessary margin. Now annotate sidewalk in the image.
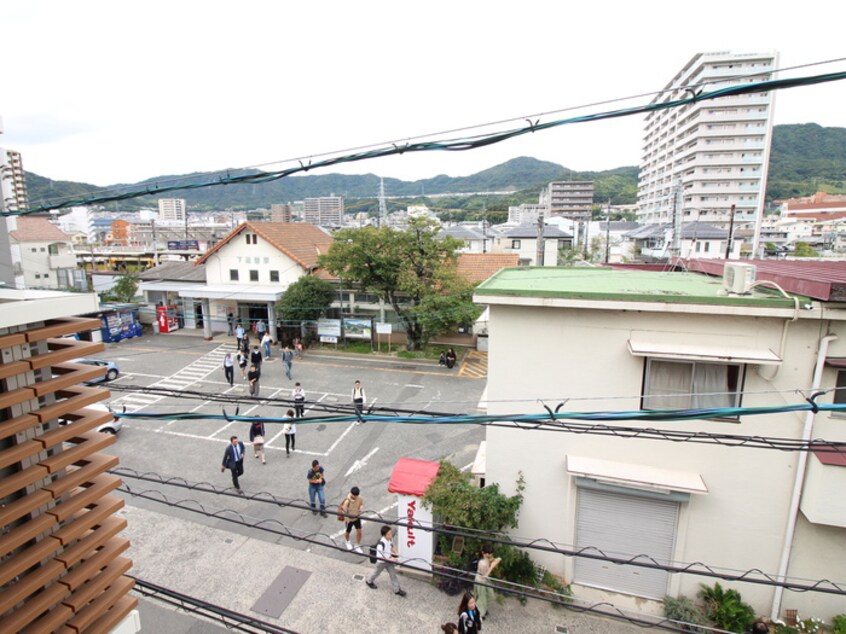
[122,504,650,634]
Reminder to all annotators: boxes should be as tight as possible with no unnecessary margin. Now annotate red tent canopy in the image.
[388,458,440,497]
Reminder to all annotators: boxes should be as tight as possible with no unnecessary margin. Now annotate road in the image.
[92,333,487,560]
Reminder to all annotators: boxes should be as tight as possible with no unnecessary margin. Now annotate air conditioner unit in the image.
[723,262,756,294]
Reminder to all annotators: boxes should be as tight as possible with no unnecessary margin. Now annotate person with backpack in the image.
[307,459,327,517]
[365,525,406,597]
[457,592,481,634]
[282,345,294,380]
[338,486,364,553]
[292,383,306,418]
[283,409,296,456]
[352,380,366,424]
[222,352,235,386]
[249,419,266,465]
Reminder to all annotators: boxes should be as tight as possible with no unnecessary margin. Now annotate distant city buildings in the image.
[271,203,293,223]
[637,51,778,256]
[303,196,343,227]
[539,181,594,220]
[157,198,187,222]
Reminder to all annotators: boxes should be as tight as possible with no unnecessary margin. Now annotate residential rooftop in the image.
[474,267,800,308]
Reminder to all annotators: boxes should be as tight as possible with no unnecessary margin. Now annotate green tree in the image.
[793,241,818,257]
[318,218,474,350]
[101,272,138,303]
[275,275,335,322]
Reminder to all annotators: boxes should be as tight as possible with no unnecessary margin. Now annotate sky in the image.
[2,1,845,191]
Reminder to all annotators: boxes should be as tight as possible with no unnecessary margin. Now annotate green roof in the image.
[474,267,800,308]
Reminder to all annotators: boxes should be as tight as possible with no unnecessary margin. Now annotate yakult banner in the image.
[387,458,441,576]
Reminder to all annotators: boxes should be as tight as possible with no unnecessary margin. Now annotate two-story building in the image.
[494,224,573,266]
[8,217,80,290]
[473,261,846,623]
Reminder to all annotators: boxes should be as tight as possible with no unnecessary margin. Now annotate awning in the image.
[388,458,440,497]
[139,281,201,293]
[177,284,287,302]
[628,333,781,365]
[567,455,708,495]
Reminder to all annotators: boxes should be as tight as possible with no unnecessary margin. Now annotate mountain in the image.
[22,124,846,213]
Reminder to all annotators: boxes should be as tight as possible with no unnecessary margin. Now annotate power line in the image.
[113,467,846,597]
[8,69,846,217]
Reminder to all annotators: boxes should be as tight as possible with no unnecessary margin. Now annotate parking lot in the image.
[92,333,487,558]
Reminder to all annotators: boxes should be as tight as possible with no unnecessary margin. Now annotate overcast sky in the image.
[2,1,844,191]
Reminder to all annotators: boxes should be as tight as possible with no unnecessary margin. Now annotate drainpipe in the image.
[770,332,837,621]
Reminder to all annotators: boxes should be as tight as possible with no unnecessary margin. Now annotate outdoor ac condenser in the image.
[722,262,756,294]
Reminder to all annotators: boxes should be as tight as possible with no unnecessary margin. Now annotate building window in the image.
[250,270,259,282]
[31,248,37,253]
[41,247,47,252]
[270,270,279,283]
[834,371,846,413]
[642,359,743,411]
[48,244,59,255]
[245,234,257,245]
[511,240,522,249]
[230,269,239,281]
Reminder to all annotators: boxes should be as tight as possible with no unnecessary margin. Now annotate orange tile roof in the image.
[8,217,71,243]
[457,253,520,285]
[195,222,335,275]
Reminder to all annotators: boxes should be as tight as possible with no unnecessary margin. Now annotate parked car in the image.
[58,402,123,435]
[73,358,120,383]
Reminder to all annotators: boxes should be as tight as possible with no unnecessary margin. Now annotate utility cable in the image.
[112,468,846,598]
[8,69,846,217]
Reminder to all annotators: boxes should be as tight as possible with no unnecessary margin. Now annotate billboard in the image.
[317,318,341,338]
[344,318,372,340]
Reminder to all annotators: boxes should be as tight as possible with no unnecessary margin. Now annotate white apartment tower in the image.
[637,51,778,256]
[539,181,594,220]
[303,196,344,227]
[158,197,187,222]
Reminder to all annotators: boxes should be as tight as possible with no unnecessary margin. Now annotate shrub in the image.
[662,595,707,632]
[698,582,755,633]
[832,615,846,634]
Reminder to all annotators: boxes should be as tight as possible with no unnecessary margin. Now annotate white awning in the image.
[177,284,287,302]
[628,333,781,365]
[567,455,708,495]
[139,281,200,293]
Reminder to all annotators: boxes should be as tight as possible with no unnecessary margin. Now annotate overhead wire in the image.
[7,69,846,217]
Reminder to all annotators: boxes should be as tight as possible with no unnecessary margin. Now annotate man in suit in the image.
[221,436,246,494]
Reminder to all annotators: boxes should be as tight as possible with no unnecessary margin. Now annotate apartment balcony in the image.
[49,253,77,269]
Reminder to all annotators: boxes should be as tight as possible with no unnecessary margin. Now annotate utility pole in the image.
[536,210,545,266]
[725,203,736,259]
[183,204,189,241]
[605,199,612,264]
[151,219,158,267]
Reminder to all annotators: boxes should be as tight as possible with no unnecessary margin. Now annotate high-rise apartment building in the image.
[0,119,26,288]
[5,150,29,212]
[637,51,777,256]
[303,196,343,227]
[157,198,187,222]
[539,181,594,220]
[271,203,293,223]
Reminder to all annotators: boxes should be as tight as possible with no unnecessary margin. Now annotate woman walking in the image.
[293,383,306,418]
[283,410,296,456]
[222,352,235,386]
[237,349,248,379]
[474,545,500,620]
[457,592,481,634]
[249,420,266,464]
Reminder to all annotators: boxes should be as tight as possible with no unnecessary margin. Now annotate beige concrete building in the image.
[473,262,846,622]
[9,217,80,290]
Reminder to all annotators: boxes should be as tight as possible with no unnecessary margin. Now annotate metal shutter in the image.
[574,487,678,599]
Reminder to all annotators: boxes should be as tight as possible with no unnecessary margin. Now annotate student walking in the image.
[282,345,294,380]
[235,323,245,348]
[220,436,245,494]
[293,383,306,418]
[352,380,366,424]
[307,460,327,517]
[250,343,263,371]
[222,352,235,386]
[249,420,266,465]
[247,364,261,398]
[457,592,481,634]
[261,332,273,359]
[283,410,297,456]
[226,311,235,336]
[256,319,267,338]
[237,349,248,379]
[339,486,364,553]
[365,525,406,597]
[474,545,500,619]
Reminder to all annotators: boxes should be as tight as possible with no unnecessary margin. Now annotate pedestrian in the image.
[261,331,273,359]
[282,345,294,380]
[441,625,458,634]
[293,336,304,357]
[293,382,306,418]
[240,334,250,354]
[226,311,235,336]
[247,363,261,398]
[457,592,481,634]
[220,436,245,494]
[352,380,366,424]
[339,486,364,553]
[445,348,457,369]
[307,459,327,517]
[235,323,245,348]
[474,545,500,620]
[249,420,266,465]
[365,525,406,597]
[237,349,248,379]
[439,351,447,366]
[250,343,263,371]
[222,352,235,386]
[283,409,296,456]
[256,319,267,338]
